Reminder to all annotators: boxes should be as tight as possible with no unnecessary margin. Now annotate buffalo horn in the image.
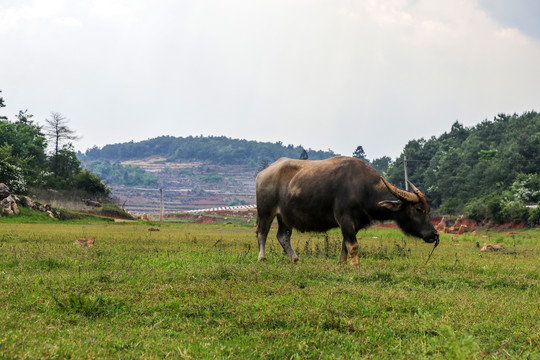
[407,180,421,195]
[380,177,419,203]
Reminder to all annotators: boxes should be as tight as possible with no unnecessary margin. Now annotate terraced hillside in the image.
[109,157,257,214]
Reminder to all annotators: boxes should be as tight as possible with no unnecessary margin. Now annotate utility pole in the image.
[404,156,409,191]
[159,187,164,223]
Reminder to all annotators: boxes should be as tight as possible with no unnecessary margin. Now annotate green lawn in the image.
[0,221,538,359]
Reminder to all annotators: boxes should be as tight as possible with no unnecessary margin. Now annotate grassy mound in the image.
[0,207,115,224]
[82,203,135,220]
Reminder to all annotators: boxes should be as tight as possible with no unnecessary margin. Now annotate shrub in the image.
[465,199,488,222]
[501,200,529,223]
[528,203,540,226]
[486,196,504,224]
[73,170,110,199]
[0,161,27,194]
[439,198,462,215]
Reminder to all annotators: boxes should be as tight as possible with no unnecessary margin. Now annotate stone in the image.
[23,197,35,209]
[84,199,102,207]
[0,195,19,215]
[0,183,10,199]
[11,200,19,215]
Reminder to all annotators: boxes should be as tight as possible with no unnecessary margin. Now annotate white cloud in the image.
[0,0,82,34]
[54,16,82,27]
[85,0,144,24]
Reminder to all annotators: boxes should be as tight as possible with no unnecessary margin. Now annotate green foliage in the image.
[486,196,504,224]
[199,173,223,183]
[0,90,6,119]
[83,136,336,166]
[257,159,270,173]
[528,204,540,225]
[227,199,247,206]
[53,208,115,222]
[46,143,82,188]
[0,95,108,196]
[352,145,367,161]
[73,170,111,198]
[84,203,135,220]
[371,156,392,174]
[478,149,497,159]
[0,144,28,193]
[510,173,540,203]
[84,160,158,187]
[501,200,529,223]
[466,196,539,225]
[52,293,124,318]
[464,198,488,222]
[385,112,540,219]
[0,116,47,188]
[0,207,114,223]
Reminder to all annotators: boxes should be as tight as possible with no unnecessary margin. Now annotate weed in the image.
[52,293,110,318]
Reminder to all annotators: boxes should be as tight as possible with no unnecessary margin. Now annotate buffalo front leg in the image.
[277,216,299,263]
[339,241,348,263]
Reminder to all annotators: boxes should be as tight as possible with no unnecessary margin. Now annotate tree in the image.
[299,149,309,160]
[383,111,540,216]
[0,90,6,120]
[0,115,47,187]
[44,112,80,177]
[257,159,270,173]
[47,143,82,188]
[371,156,392,174]
[0,144,28,194]
[353,146,367,161]
[73,170,111,199]
[15,109,33,123]
[44,112,80,159]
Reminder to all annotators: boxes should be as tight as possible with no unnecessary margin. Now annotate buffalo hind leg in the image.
[276,216,299,263]
[256,213,274,261]
[339,220,359,266]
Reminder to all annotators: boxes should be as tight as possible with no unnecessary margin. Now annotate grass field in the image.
[0,219,538,359]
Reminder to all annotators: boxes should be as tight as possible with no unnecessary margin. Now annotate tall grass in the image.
[0,222,538,358]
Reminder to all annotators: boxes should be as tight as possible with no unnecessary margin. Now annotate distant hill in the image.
[81,135,337,167]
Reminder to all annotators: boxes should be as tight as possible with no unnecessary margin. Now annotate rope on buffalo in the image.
[425,238,440,265]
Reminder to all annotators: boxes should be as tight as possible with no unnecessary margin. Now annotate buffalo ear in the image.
[378,200,403,211]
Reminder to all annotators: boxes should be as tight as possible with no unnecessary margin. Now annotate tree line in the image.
[81,135,337,166]
[0,91,110,199]
[382,112,539,224]
[84,160,159,187]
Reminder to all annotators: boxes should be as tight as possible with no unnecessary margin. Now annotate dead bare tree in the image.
[44,112,80,156]
[44,112,81,176]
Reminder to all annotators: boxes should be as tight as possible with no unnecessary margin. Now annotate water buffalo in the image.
[255,156,439,265]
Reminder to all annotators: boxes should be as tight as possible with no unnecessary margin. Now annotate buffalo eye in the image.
[415,207,424,214]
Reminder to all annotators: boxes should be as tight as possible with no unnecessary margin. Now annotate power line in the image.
[398,159,540,163]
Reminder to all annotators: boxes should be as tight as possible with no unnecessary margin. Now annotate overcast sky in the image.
[1,0,539,159]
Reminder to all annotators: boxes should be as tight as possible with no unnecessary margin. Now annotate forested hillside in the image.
[384,112,539,224]
[82,136,337,166]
